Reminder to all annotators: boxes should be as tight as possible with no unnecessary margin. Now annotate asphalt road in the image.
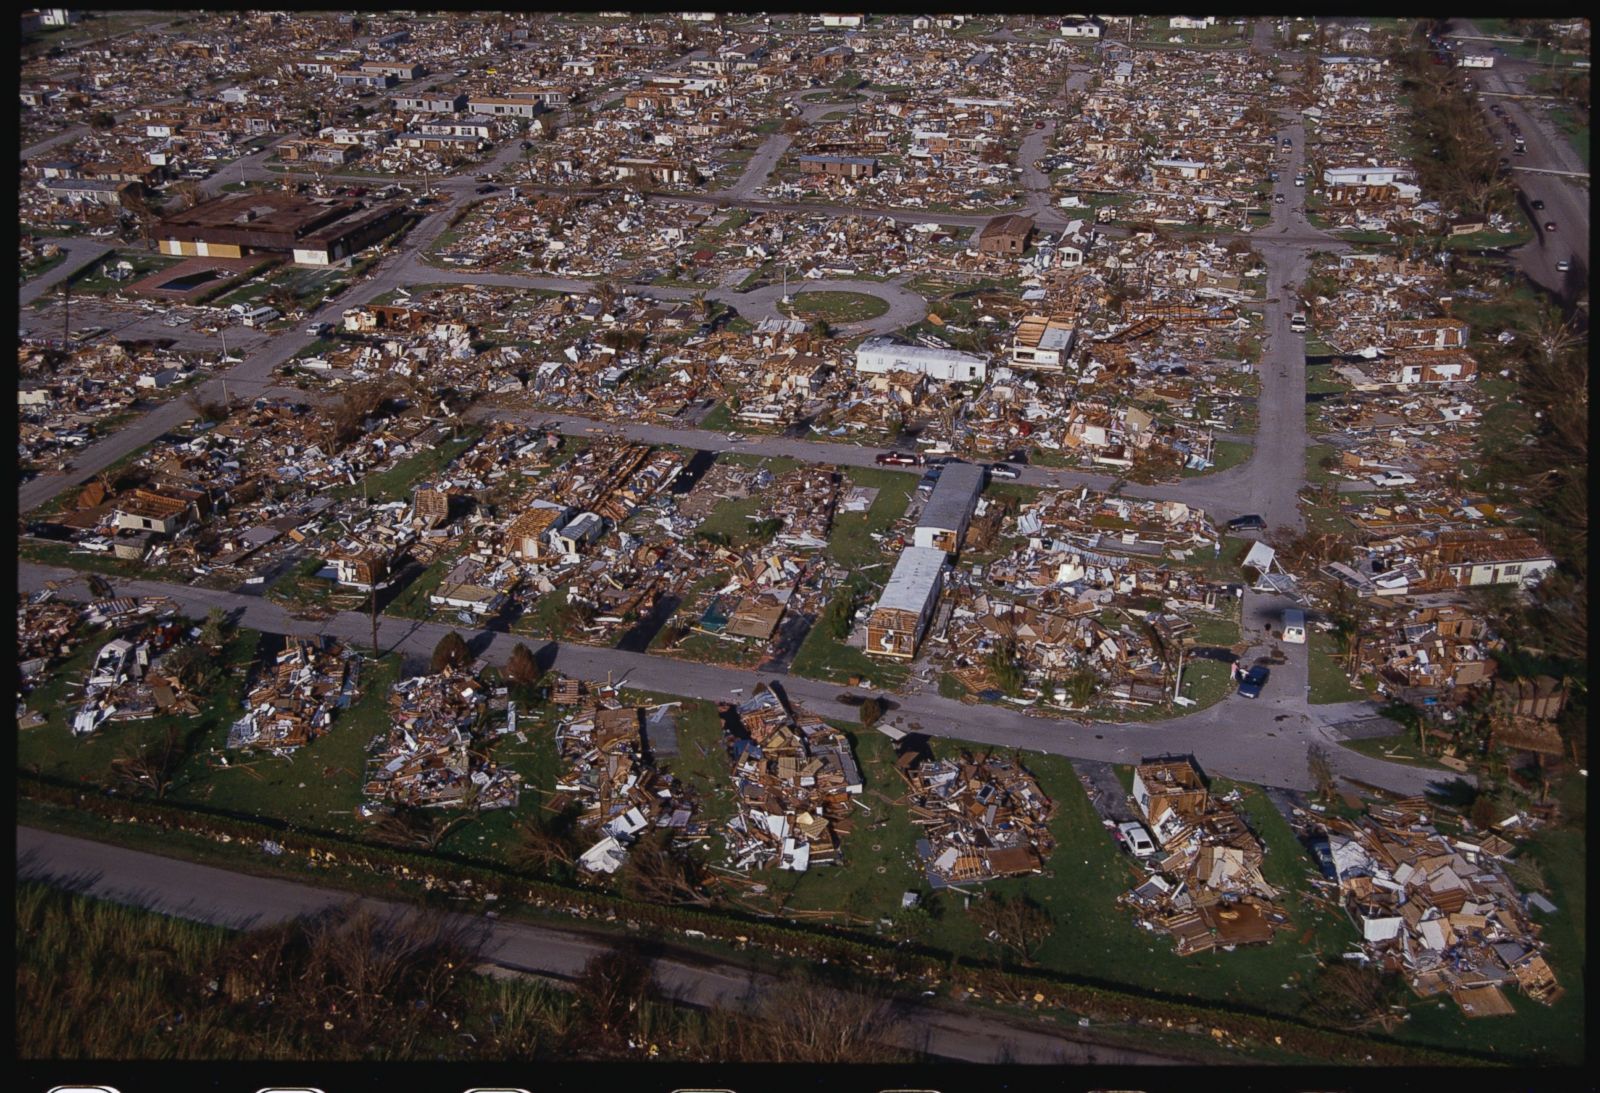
[15,825,1188,1065]
[17,562,1467,799]
[1447,20,1589,295]
[17,236,113,307]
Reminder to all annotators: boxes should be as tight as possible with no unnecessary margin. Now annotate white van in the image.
[1282,608,1306,644]
[241,306,280,328]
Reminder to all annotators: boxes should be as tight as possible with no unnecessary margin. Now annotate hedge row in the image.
[19,777,1482,1068]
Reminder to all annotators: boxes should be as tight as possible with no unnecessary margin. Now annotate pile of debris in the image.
[227,635,362,753]
[70,618,201,736]
[722,684,863,872]
[363,669,520,811]
[17,591,82,694]
[554,691,702,875]
[1310,798,1563,1016]
[898,744,1056,886]
[1118,759,1290,955]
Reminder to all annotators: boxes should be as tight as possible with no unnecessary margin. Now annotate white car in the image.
[1370,470,1417,487]
[1119,822,1158,858]
[1555,260,1571,272]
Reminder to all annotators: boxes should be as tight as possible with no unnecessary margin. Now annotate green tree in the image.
[986,637,1025,695]
[430,631,470,673]
[198,607,231,649]
[505,642,541,687]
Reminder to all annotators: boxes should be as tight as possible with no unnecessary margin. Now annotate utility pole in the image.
[61,278,70,346]
[370,576,381,659]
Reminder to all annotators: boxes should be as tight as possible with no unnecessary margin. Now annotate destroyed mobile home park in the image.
[15,11,1588,1063]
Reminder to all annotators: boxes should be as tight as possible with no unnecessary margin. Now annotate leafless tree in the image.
[1301,963,1404,1032]
[967,892,1052,965]
[509,806,580,875]
[716,979,906,1062]
[563,946,654,1057]
[618,830,714,907]
[108,725,186,798]
[368,805,472,852]
[1307,744,1338,802]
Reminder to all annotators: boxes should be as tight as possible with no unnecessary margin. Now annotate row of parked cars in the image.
[874,449,1028,479]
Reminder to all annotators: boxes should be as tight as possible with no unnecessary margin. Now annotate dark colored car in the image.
[476,184,499,194]
[1308,836,1337,880]
[875,451,922,466]
[1237,665,1269,699]
[1004,448,1029,465]
[1531,199,1545,210]
[1227,513,1267,531]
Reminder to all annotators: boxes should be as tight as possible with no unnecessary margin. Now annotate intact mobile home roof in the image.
[918,462,985,534]
[876,545,947,614]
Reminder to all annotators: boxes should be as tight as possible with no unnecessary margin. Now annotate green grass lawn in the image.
[65,251,181,296]
[1188,609,1241,647]
[827,466,914,569]
[385,559,452,620]
[785,463,918,689]
[22,249,70,282]
[18,628,262,788]
[1307,630,1367,705]
[1445,227,1534,250]
[788,613,909,691]
[331,431,479,503]
[1548,107,1589,168]
[164,653,401,831]
[1336,731,1448,770]
[1181,438,1252,477]
[779,291,890,325]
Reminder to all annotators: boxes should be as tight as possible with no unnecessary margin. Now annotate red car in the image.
[875,451,923,466]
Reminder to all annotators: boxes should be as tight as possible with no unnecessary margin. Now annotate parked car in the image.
[875,451,922,466]
[1227,513,1266,532]
[988,462,1021,480]
[475,184,498,194]
[1544,221,1557,232]
[1531,199,1545,210]
[1556,259,1571,272]
[1370,470,1417,487]
[1308,836,1337,880]
[1274,193,1285,204]
[1004,449,1029,465]
[1119,822,1158,858]
[1237,665,1269,699]
[304,322,331,337]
